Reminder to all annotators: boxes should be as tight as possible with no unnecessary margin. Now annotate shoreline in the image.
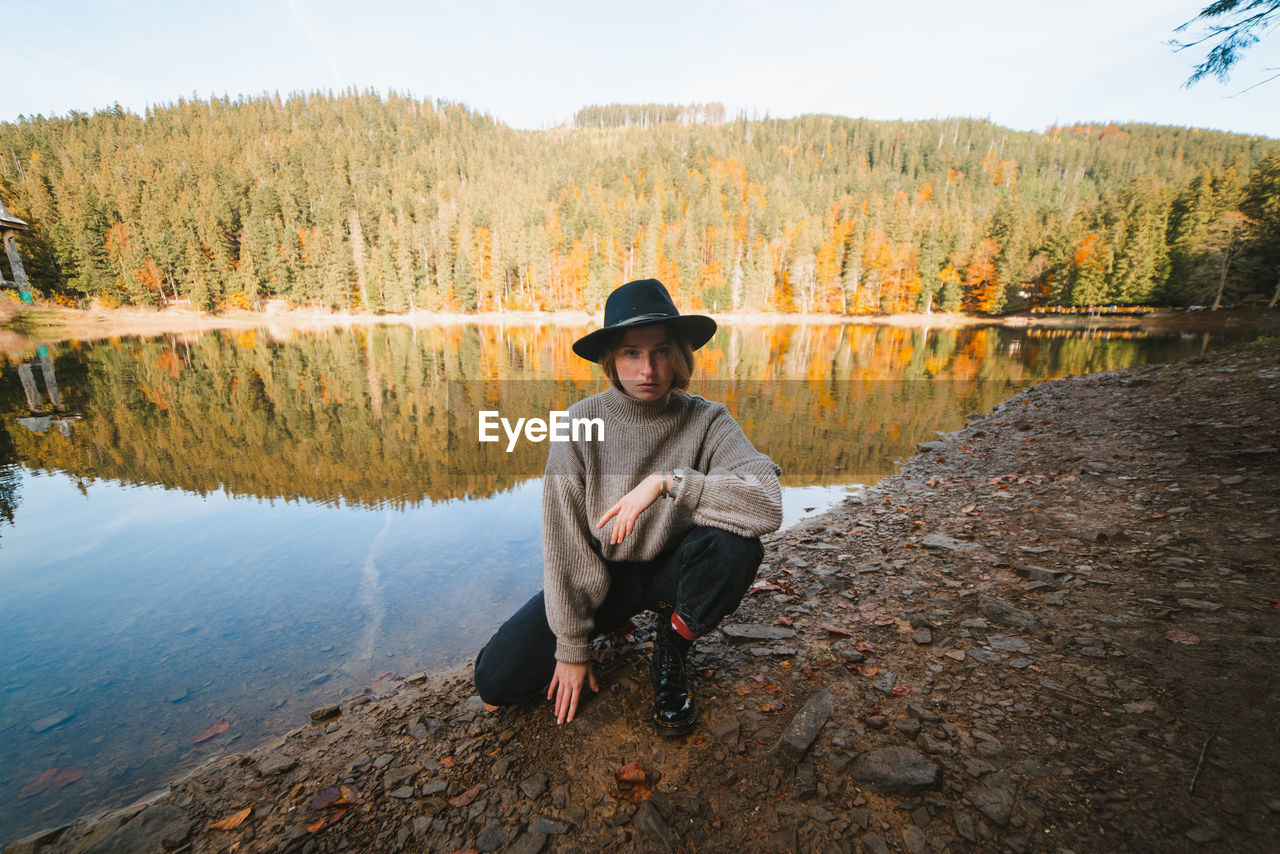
[7,340,1278,853]
[3,300,1276,354]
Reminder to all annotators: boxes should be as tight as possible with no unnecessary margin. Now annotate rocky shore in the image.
[6,342,1279,854]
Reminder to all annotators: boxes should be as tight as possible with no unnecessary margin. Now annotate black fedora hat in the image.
[572,279,717,363]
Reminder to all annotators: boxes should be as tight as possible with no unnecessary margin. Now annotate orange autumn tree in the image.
[963,238,1003,313]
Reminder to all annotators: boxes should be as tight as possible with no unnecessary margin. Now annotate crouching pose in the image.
[474,278,782,735]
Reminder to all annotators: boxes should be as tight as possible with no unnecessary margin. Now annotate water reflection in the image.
[0,322,1237,843]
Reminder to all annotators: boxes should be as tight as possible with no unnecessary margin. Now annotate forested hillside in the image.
[1,92,1277,315]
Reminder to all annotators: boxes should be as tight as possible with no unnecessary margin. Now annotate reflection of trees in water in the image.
[0,324,1200,508]
[0,428,18,532]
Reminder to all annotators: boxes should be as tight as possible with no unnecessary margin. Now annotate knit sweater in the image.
[542,386,783,663]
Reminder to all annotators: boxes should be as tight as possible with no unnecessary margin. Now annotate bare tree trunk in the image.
[1211,261,1227,311]
[349,209,370,311]
[1270,270,1280,308]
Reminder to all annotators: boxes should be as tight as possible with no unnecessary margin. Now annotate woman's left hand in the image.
[597,473,665,544]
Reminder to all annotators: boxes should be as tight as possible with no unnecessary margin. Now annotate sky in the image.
[3,0,1277,138]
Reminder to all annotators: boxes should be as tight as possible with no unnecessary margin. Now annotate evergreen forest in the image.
[1,92,1278,315]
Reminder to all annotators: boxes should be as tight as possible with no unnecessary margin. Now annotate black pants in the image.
[474,526,763,706]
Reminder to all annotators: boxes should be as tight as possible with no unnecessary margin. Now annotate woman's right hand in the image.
[548,660,598,725]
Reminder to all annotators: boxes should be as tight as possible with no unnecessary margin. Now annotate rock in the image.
[421,777,449,796]
[31,711,72,733]
[476,820,508,851]
[966,771,1016,826]
[633,800,673,848]
[720,624,798,641]
[531,816,569,835]
[963,757,996,777]
[519,772,548,799]
[1185,823,1221,843]
[893,718,922,738]
[968,649,1002,664]
[710,715,740,748]
[850,747,943,793]
[979,595,1039,631]
[774,688,833,764]
[901,825,927,854]
[859,831,891,854]
[954,809,977,841]
[1176,598,1223,612]
[2,826,68,854]
[917,441,948,451]
[388,786,415,799]
[256,753,298,776]
[912,627,933,645]
[918,733,954,756]
[1026,566,1070,584]
[873,672,900,694]
[507,831,548,854]
[83,805,191,854]
[921,534,981,553]
[384,764,422,790]
[988,635,1031,653]
[808,804,837,823]
[833,639,865,663]
[309,704,341,722]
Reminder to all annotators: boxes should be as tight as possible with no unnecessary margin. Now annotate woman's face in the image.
[614,325,674,401]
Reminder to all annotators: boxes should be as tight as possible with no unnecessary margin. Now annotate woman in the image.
[474,278,782,735]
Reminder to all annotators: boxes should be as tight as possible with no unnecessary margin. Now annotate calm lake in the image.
[0,321,1241,842]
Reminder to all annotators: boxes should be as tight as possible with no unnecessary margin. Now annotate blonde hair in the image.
[599,323,695,394]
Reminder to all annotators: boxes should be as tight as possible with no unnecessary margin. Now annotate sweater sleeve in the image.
[672,403,783,537]
[541,439,611,664]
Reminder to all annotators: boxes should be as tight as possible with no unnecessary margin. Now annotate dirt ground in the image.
[5,341,1279,854]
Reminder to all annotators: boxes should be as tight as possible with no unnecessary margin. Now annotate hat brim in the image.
[572,315,717,363]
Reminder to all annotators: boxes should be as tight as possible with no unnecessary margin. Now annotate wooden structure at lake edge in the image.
[0,195,32,303]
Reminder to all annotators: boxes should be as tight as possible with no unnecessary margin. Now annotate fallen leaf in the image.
[892,685,912,696]
[611,783,652,804]
[193,718,230,744]
[855,641,877,654]
[210,807,252,831]
[1165,629,1200,645]
[307,818,327,833]
[449,784,482,808]
[764,683,783,694]
[614,763,649,786]
[748,583,781,595]
[873,617,896,627]
[441,756,455,769]
[19,769,59,800]
[820,624,854,637]
[310,786,360,810]
[775,616,794,627]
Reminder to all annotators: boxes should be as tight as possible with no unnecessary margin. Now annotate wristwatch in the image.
[668,468,685,497]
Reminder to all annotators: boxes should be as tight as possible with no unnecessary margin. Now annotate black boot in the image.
[651,623,696,736]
